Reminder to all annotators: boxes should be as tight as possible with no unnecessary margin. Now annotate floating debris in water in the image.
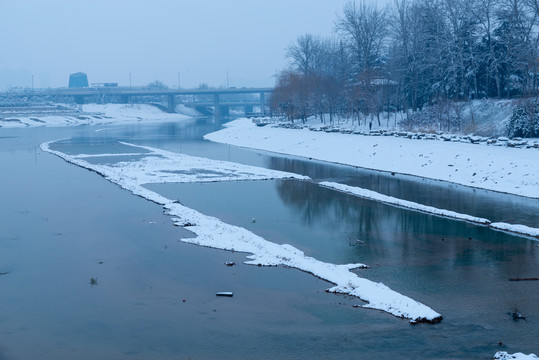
[509,307,527,320]
[349,237,365,246]
[509,277,539,281]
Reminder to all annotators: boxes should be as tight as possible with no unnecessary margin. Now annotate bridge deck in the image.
[2,87,273,98]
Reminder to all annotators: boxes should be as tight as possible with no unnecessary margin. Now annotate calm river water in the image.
[0,117,538,359]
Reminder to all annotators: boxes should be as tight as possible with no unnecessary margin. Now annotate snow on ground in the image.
[72,141,310,185]
[463,98,515,136]
[82,103,190,122]
[175,104,203,117]
[204,117,539,199]
[320,182,539,239]
[0,103,191,128]
[494,352,538,360]
[40,139,443,324]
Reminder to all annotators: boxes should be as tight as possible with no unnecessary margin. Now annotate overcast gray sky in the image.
[0,0,387,90]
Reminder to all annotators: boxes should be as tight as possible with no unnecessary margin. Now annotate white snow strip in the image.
[320,181,491,224]
[320,182,539,240]
[494,352,538,360]
[490,223,539,238]
[40,139,442,324]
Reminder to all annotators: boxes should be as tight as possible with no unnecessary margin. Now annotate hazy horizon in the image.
[0,0,385,90]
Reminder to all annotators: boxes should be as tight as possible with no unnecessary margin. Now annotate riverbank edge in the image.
[204,118,539,200]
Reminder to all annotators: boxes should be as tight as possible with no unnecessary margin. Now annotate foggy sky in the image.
[0,0,383,90]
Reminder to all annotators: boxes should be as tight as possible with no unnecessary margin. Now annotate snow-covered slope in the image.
[205,117,539,199]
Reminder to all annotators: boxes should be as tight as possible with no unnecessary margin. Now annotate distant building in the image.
[68,72,89,88]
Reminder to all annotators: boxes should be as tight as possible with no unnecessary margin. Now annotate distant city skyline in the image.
[0,0,386,90]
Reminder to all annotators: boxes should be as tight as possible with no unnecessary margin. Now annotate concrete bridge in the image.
[3,87,273,119]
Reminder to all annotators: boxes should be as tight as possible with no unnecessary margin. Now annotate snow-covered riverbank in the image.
[205,117,539,199]
[0,103,191,128]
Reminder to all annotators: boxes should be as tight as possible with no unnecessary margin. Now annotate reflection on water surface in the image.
[1,119,537,359]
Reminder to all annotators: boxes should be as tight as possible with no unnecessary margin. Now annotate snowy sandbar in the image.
[41,139,442,323]
[320,182,539,240]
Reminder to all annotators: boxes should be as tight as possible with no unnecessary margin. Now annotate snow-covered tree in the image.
[508,98,539,136]
[274,0,539,126]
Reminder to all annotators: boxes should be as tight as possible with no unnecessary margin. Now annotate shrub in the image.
[507,99,539,138]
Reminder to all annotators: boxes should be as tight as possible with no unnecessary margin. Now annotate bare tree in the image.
[271,70,313,123]
[335,0,389,80]
[286,34,323,76]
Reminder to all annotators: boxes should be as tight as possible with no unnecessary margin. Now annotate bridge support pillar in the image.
[213,93,220,120]
[260,92,266,115]
[74,95,85,105]
[244,105,253,115]
[167,94,176,113]
[120,95,130,104]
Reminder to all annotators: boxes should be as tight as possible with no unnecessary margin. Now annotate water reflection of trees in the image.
[267,156,539,227]
[274,179,539,277]
[268,156,354,180]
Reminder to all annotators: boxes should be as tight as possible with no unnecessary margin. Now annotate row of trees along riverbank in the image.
[270,0,539,136]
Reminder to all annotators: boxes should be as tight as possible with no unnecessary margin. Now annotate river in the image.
[0,117,538,359]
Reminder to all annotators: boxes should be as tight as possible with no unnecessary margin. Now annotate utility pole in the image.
[129,73,132,88]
